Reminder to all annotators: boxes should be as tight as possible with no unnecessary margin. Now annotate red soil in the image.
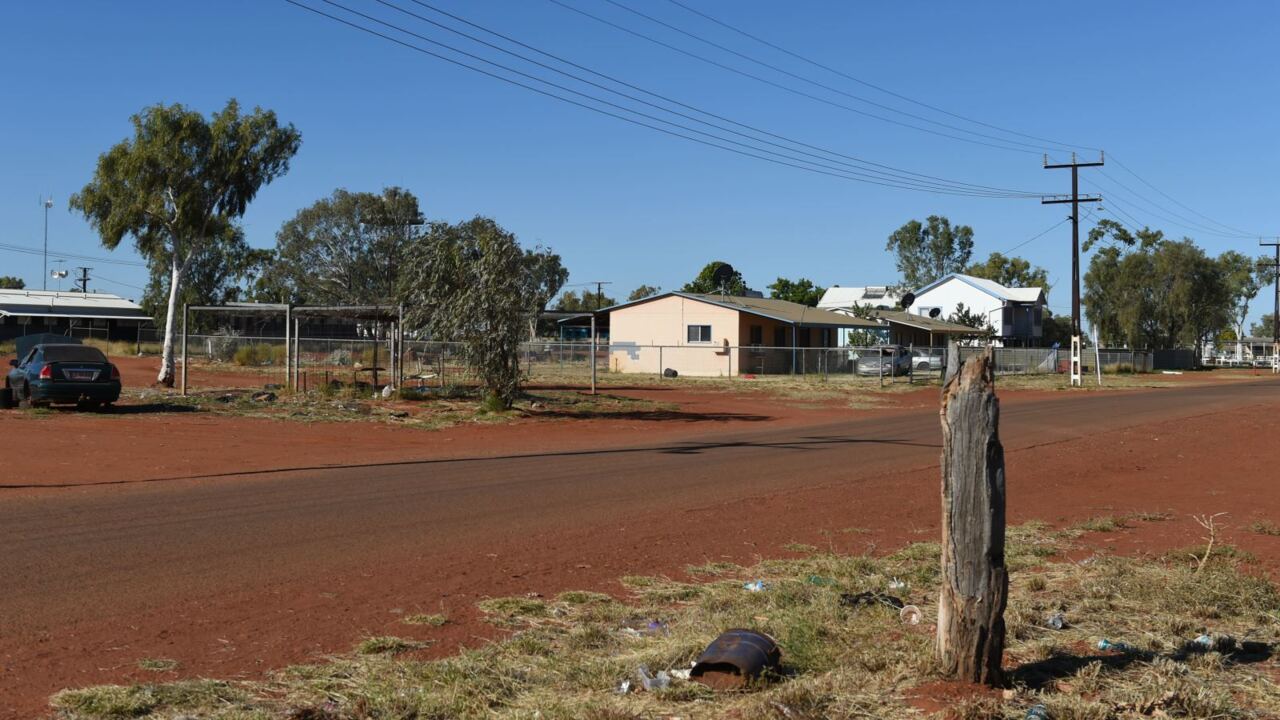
[1,354,1278,719]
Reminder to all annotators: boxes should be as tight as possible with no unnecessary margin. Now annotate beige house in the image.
[607,292,881,376]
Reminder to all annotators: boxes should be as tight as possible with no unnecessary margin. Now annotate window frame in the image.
[686,324,712,343]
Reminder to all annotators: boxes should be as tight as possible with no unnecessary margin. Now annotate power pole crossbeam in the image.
[1043,153,1104,387]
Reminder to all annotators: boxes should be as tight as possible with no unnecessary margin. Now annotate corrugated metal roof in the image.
[603,291,880,328]
[868,309,983,335]
[0,289,149,320]
[816,285,902,310]
[914,274,1045,304]
[675,293,881,327]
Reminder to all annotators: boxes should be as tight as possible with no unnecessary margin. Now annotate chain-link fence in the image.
[172,335,1158,393]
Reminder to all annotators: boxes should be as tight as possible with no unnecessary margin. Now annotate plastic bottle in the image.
[1097,639,1134,653]
[1046,612,1066,630]
[1025,704,1050,720]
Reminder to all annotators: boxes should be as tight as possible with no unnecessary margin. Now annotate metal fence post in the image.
[180,304,188,396]
[590,314,597,395]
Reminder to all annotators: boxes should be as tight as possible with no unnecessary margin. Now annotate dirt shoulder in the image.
[2,381,1279,718]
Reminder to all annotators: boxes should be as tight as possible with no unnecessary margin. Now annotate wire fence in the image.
[172,335,1157,393]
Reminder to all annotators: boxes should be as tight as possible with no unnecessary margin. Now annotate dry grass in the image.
[50,518,1280,719]
[401,613,449,627]
[112,386,672,432]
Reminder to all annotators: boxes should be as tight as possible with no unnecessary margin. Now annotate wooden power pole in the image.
[1262,238,1280,373]
[1043,153,1103,386]
[936,347,1008,686]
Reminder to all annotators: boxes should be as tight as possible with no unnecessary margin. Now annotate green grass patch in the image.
[136,657,179,672]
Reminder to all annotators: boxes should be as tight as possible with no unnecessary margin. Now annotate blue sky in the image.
[1,1,1276,323]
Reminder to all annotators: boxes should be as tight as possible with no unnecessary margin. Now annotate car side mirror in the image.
[7,359,17,368]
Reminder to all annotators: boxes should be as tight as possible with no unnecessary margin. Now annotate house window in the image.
[774,327,787,347]
[687,324,712,343]
[749,324,763,345]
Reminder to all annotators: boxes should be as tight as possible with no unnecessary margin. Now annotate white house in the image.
[817,285,902,312]
[910,274,1046,343]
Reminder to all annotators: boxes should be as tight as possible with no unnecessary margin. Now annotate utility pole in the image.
[582,281,611,395]
[1042,152,1104,387]
[586,281,613,310]
[1262,238,1280,373]
[74,266,92,293]
[41,196,53,290]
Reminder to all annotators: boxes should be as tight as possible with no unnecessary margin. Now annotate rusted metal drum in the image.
[690,629,781,689]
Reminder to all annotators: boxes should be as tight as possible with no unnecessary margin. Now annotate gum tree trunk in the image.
[936,347,1007,686]
[157,254,181,387]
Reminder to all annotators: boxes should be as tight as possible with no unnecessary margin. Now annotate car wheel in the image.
[916,362,930,371]
[17,383,34,409]
[0,384,12,409]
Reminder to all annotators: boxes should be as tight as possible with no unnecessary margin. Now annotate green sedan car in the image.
[3,340,121,409]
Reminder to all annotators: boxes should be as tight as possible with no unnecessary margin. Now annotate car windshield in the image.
[42,345,108,363]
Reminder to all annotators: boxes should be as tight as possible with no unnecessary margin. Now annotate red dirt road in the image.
[2,378,1280,717]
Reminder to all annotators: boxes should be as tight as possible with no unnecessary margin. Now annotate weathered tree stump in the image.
[936,347,1008,686]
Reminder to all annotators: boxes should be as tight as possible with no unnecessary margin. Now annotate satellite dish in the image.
[710,263,736,294]
[900,292,915,310]
[929,307,942,319]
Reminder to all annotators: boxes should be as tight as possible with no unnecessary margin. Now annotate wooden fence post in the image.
[936,346,1008,686]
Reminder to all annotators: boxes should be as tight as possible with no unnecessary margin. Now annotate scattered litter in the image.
[615,679,631,694]
[840,591,904,610]
[691,629,781,690]
[887,577,906,591]
[806,575,836,586]
[646,620,669,636]
[1046,612,1067,630]
[1192,633,1237,653]
[670,668,692,681]
[1161,370,1183,375]
[619,627,643,640]
[250,391,277,403]
[381,385,394,399]
[899,605,922,625]
[636,665,671,692]
[1097,638,1135,653]
[743,580,768,592]
[1025,703,1051,720]
[662,368,679,378]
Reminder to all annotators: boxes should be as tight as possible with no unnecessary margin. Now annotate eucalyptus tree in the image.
[400,216,546,409]
[274,187,424,306]
[71,99,300,385]
[886,216,974,290]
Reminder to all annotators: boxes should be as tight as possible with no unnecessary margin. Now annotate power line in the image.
[544,0,1044,155]
[599,0,1065,154]
[92,272,147,292]
[1000,216,1072,255]
[660,0,1098,155]
[1108,154,1258,238]
[320,0,1038,196]
[0,241,147,268]
[1090,171,1252,239]
[286,0,1040,197]
[392,0,1044,196]
[1087,183,1244,241]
